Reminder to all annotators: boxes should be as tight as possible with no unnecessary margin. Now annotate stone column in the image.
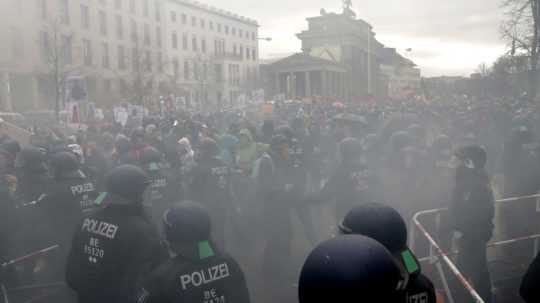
[31,76,40,109]
[0,72,13,112]
[289,72,295,99]
[321,70,327,98]
[305,71,311,97]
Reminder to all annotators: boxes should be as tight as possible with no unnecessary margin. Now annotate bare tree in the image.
[501,0,540,101]
[126,40,155,109]
[39,20,74,121]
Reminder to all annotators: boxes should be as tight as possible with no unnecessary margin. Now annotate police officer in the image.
[38,151,99,279]
[140,146,176,228]
[188,138,232,249]
[448,145,494,303]
[299,235,404,303]
[136,201,250,303]
[66,165,167,303]
[309,137,384,221]
[339,203,436,303]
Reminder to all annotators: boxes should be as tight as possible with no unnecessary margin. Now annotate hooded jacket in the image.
[236,129,258,173]
[448,167,495,241]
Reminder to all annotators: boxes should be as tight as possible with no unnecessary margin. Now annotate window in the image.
[192,16,196,26]
[144,50,151,71]
[143,24,150,45]
[83,39,92,66]
[246,47,250,60]
[182,33,188,50]
[39,31,50,62]
[251,32,255,40]
[157,53,163,72]
[239,29,243,38]
[214,64,223,83]
[143,0,149,17]
[245,31,249,39]
[171,32,178,49]
[129,0,136,13]
[59,0,70,24]
[217,23,222,32]
[156,27,162,48]
[11,28,24,59]
[192,36,197,52]
[170,11,176,22]
[173,59,179,77]
[37,0,47,19]
[239,46,243,59]
[193,62,199,80]
[102,43,110,68]
[119,79,128,94]
[116,15,123,39]
[130,19,137,42]
[104,79,112,92]
[118,45,126,69]
[201,39,206,53]
[181,14,187,24]
[81,4,90,29]
[184,61,190,80]
[132,48,139,71]
[252,49,257,60]
[209,21,214,31]
[225,25,229,34]
[232,27,236,36]
[203,63,208,80]
[115,0,122,9]
[155,1,161,21]
[200,19,205,29]
[233,44,237,55]
[62,35,72,64]
[99,11,108,36]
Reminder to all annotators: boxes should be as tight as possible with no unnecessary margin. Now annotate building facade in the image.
[296,7,385,100]
[379,48,421,99]
[0,0,259,113]
[163,0,259,109]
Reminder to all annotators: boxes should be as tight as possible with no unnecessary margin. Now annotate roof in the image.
[269,53,346,72]
[169,0,258,26]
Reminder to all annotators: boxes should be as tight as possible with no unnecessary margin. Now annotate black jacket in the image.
[39,171,99,262]
[188,157,232,214]
[137,249,250,303]
[448,168,494,241]
[310,162,384,220]
[66,198,168,303]
[143,165,177,224]
[521,251,540,303]
[404,272,437,303]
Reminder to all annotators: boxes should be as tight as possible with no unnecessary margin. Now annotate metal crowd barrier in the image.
[409,193,540,303]
[1,245,61,303]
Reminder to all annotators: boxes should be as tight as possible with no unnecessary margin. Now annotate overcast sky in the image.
[203,0,507,77]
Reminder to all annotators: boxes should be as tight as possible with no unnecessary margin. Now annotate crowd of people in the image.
[1,96,540,302]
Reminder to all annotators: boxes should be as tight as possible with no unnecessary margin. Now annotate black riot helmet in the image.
[163,201,211,244]
[339,137,363,164]
[50,151,80,178]
[1,139,20,157]
[105,165,149,203]
[298,235,404,303]
[16,146,47,170]
[340,203,408,253]
[339,203,423,290]
[454,144,487,170]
